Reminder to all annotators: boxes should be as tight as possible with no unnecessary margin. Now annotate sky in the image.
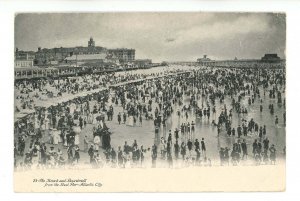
[15,12,286,62]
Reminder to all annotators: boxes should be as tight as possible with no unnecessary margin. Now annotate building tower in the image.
[88,37,95,47]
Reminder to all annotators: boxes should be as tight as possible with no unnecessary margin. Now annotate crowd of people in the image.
[14,64,286,170]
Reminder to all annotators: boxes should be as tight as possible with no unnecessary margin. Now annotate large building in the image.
[15,48,35,60]
[14,60,34,68]
[34,46,106,65]
[34,37,107,65]
[33,37,135,66]
[14,49,35,68]
[108,48,135,63]
[16,37,137,67]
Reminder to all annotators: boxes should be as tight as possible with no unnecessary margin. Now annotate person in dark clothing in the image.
[259,127,263,138]
[174,140,180,160]
[263,137,270,152]
[167,133,172,144]
[79,116,83,129]
[111,148,116,165]
[252,139,258,156]
[123,113,127,124]
[219,148,224,166]
[180,142,186,160]
[194,139,200,151]
[257,142,262,154]
[117,113,121,125]
[263,125,267,135]
[123,141,130,155]
[166,142,171,156]
[201,138,206,157]
[151,144,157,168]
[241,139,248,160]
[74,146,80,163]
[187,139,193,156]
[140,146,145,166]
[196,148,201,165]
[117,146,124,168]
[237,125,242,138]
[174,128,179,141]
[269,144,277,165]
[40,143,47,165]
[67,145,74,164]
[260,105,263,112]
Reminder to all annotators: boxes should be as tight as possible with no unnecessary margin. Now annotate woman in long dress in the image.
[73,126,81,146]
[52,129,59,145]
[127,115,134,126]
[93,135,101,151]
[74,133,80,146]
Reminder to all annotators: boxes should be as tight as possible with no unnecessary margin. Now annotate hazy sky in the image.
[15,12,286,62]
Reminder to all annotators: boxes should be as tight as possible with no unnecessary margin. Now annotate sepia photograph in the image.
[13,12,286,192]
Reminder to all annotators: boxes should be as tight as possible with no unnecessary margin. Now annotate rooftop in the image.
[64,53,107,61]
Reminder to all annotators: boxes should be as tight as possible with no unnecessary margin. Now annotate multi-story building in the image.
[14,48,35,68]
[17,37,136,66]
[34,37,107,65]
[108,48,135,63]
[15,49,35,60]
[15,60,34,68]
